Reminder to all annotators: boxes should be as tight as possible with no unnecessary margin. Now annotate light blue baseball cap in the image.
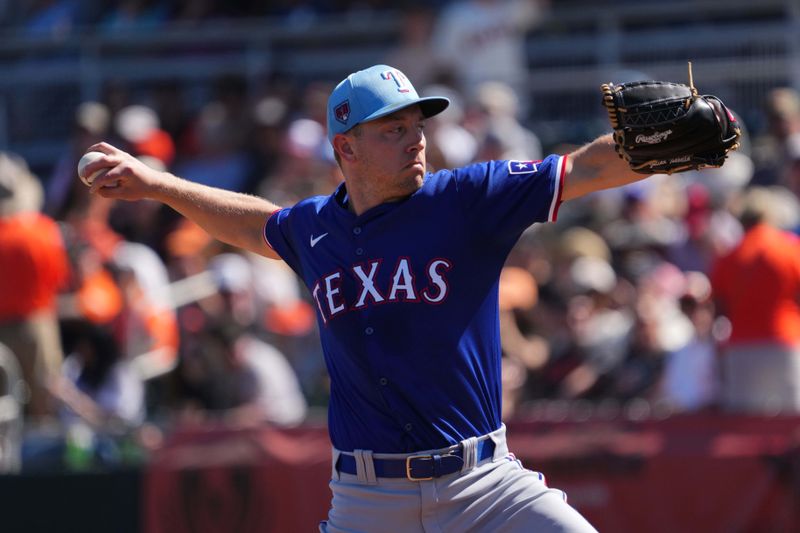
[326,64,450,142]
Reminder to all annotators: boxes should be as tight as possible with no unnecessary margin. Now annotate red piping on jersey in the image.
[551,155,567,222]
[263,208,282,250]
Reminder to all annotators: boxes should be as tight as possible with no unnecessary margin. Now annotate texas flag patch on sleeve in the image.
[508,160,540,174]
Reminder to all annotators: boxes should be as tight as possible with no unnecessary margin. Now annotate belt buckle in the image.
[406,454,433,481]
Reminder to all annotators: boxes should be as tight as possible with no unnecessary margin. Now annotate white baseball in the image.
[77,151,108,186]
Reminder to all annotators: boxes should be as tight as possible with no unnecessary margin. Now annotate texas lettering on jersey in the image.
[311,257,453,324]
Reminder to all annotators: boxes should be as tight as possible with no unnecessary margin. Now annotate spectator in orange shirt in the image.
[60,174,179,380]
[0,153,70,418]
[710,186,800,414]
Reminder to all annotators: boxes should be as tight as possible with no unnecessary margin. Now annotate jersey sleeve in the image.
[264,207,303,276]
[453,154,566,241]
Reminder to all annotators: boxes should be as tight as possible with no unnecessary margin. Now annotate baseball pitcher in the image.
[79,64,738,532]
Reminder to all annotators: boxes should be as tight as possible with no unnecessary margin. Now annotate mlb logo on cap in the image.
[326,64,450,142]
[334,101,350,124]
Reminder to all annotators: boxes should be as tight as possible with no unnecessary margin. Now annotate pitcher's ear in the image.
[333,134,356,162]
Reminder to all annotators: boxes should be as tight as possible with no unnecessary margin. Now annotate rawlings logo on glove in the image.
[635,130,673,145]
[601,63,741,174]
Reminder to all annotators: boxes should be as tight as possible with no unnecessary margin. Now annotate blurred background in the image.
[0,0,799,532]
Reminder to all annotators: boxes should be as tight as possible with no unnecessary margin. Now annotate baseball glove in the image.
[601,69,741,174]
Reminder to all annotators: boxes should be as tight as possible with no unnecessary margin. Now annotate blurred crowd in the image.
[0,0,799,474]
[0,0,453,34]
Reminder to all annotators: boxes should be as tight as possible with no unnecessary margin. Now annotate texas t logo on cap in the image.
[381,70,411,93]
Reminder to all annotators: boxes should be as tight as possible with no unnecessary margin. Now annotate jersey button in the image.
[353,227,362,235]
[356,247,364,255]
[365,327,374,335]
[379,377,388,386]
[404,423,413,432]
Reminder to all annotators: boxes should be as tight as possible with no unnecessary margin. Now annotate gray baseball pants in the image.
[320,425,598,532]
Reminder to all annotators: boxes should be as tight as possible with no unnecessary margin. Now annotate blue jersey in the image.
[265,155,566,453]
